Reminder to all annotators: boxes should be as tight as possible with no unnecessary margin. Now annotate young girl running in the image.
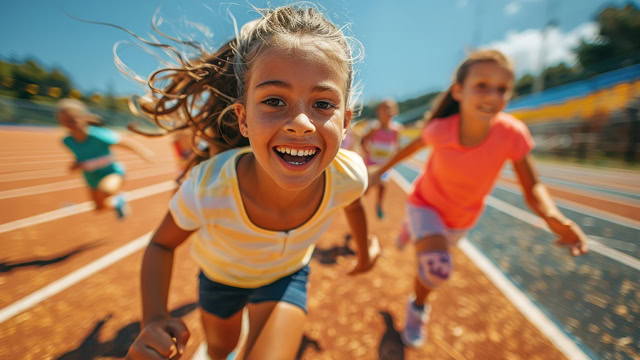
[369,50,589,347]
[360,99,402,219]
[126,5,379,360]
[57,99,154,219]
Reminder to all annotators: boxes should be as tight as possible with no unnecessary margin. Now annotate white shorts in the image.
[405,202,469,247]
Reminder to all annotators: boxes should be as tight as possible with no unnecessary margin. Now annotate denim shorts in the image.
[198,265,310,319]
[405,202,469,247]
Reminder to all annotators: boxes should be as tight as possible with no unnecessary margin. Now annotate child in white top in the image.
[126,5,380,360]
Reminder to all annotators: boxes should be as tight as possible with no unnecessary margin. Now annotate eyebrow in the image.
[255,80,341,95]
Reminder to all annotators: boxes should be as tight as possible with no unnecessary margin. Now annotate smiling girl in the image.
[126,5,379,360]
[369,50,589,348]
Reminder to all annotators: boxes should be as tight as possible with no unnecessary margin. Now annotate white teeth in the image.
[275,147,317,157]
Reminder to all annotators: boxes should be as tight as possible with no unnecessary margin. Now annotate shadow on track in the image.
[378,310,405,360]
[0,241,102,274]
[312,234,355,265]
[55,302,197,360]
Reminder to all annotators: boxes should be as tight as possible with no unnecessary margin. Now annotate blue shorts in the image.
[198,265,310,319]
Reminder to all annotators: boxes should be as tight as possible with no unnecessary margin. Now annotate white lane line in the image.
[391,172,593,360]
[0,166,178,200]
[500,170,640,207]
[0,233,151,324]
[458,238,592,360]
[495,182,640,230]
[485,196,640,272]
[0,157,147,168]
[0,181,177,234]
[0,168,70,182]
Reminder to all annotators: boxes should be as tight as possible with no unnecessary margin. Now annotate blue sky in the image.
[1,0,638,103]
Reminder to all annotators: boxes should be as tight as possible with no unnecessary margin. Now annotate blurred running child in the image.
[126,5,380,360]
[369,50,589,347]
[360,99,402,218]
[57,99,154,219]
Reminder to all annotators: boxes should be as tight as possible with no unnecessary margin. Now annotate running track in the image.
[0,127,637,359]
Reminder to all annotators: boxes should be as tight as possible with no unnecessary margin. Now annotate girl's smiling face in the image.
[452,61,514,124]
[235,45,351,190]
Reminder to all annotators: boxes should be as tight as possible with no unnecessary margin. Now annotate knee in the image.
[207,342,237,360]
[417,250,452,288]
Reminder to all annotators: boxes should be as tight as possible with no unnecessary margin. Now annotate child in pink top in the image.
[361,99,402,218]
[369,50,588,348]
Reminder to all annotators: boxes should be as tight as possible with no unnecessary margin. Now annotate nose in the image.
[285,111,316,135]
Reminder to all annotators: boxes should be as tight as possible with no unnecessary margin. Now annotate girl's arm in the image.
[128,213,193,359]
[359,128,374,154]
[512,155,588,256]
[113,137,155,163]
[344,198,380,274]
[369,135,426,186]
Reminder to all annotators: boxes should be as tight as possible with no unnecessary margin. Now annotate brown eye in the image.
[262,98,285,107]
[314,101,336,110]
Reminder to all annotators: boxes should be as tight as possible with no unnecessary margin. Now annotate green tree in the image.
[543,63,583,89]
[12,59,47,99]
[576,4,640,75]
[514,74,534,96]
[44,69,72,98]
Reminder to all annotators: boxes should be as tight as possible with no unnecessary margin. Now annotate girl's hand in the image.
[349,234,381,275]
[127,317,190,360]
[547,216,588,256]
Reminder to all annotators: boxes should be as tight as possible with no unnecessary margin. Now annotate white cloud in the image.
[482,22,599,76]
[457,0,469,8]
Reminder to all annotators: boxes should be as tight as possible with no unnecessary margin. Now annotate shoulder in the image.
[62,136,74,147]
[423,114,457,143]
[331,149,367,184]
[390,122,404,131]
[495,112,531,136]
[88,126,120,142]
[328,149,368,203]
[188,147,247,189]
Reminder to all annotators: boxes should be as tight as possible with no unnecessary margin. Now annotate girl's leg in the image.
[414,275,432,307]
[96,173,129,218]
[403,234,450,347]
[200,309,244,360]
[89,189,109,210]
[97,173,123,195]
[376,183,386,219]
[243,301,306,360]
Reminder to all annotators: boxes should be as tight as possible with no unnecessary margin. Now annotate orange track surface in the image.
[3,127,633,359]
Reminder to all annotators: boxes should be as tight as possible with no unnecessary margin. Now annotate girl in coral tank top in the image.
[368,50,588,348]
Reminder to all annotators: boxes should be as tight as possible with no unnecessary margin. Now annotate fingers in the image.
[554,237,588,257]
[128,321,187,360]
[165,320,190,355]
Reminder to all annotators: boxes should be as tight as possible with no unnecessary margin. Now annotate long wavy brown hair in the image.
[120,4,362,178]
[426,49,515,122]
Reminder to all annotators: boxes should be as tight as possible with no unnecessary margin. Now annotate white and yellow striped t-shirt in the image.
[169,146,368,288]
